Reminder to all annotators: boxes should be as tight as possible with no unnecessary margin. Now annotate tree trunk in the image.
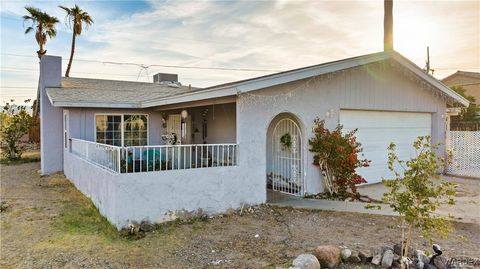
[65,31,76,77]
[38,42,44,59]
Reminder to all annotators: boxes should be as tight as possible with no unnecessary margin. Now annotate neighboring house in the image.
[39,51,468,229]
[442,71,480,104]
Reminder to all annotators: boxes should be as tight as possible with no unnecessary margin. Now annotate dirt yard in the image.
[1,162,479,269]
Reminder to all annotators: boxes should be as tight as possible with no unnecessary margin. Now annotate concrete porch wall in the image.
[64,149,262,229]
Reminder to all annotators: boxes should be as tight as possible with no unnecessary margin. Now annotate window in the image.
[95,114,148,147]
[124,115,148,146]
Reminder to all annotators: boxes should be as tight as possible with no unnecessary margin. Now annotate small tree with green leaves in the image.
[381,136,456,260]
[1,100,32,160]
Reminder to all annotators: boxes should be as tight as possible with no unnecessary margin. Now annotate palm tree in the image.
[23,6,59,59]
[59,4,93,77]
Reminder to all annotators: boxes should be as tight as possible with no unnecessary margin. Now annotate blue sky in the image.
[1,0,479,104]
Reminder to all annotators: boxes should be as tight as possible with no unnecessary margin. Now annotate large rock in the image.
[433,256,448,269]
[292,254,321,269]
[313,245,341,269]
[340,248,352,261]
[381,249,394,268]
[423,264,437,269]
[359,250,373,263]
[415,250,430,265]
[139,220,154,232]
[372,254,382,266]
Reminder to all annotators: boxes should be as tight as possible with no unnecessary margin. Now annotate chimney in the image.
[39,55,63,174]
[384,0,393,51]
[153,73,178,83]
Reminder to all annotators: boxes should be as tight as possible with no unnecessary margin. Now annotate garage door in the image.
[340,110,432,184]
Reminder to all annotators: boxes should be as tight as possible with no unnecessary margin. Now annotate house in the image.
[38,51,468,229]
[442,71,480,104]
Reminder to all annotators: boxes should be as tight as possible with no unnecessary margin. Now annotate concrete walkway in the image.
[267,174,480,224]
[267,190,397,216]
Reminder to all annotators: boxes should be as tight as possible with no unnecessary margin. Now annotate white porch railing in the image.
[71,138,122,173]
[70,139,238,174]
[446,131,480,178]
[120,144,238,173]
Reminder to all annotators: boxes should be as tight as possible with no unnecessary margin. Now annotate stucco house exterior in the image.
[39,51,468,229]
[442,71,480,104]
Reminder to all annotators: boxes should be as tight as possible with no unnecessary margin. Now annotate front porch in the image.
[70,138,238,174]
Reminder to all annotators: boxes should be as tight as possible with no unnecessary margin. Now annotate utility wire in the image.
[1,53,282,72]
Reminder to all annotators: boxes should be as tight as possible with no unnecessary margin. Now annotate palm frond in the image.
[24,26,34,34]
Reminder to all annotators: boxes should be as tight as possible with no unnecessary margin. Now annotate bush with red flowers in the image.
[308,118,370,198]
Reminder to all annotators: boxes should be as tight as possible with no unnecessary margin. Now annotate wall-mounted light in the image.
[181,110,188,119]
[325,109,335,118]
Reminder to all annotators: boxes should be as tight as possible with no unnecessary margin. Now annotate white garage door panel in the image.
[340,110,432,184]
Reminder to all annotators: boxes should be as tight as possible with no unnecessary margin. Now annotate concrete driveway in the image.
[358,175,480,224]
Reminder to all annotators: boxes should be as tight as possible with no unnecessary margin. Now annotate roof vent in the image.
[153,73,178,83]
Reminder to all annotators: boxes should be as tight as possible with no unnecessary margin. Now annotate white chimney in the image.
[39,55,63,174]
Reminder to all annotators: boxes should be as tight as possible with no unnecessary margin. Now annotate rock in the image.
[423,264,437,269]
[359,250,373,263]
[372,254,382,266]
[418,261,425,269]
[139,220,154,232]
[415,250,431,265]
[340,248,352,261]
[433,256,447,269]
[292,254,321,269]
[392,260,401,269]
[313,245,341,269]
[394,243,402,256]
[346,254,361,264]
[381,250,394,268]
[432,244,442,254]
[393,254,401,262]
[379,245,394,255]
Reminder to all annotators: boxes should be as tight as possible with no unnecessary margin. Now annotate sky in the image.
[1,0,479,105]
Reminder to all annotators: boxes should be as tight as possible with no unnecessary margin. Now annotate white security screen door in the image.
[340,110,432,184]
[271,118,304,195]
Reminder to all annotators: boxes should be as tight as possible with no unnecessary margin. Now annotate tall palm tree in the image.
[59,4,93,77]
[23,6,59,59]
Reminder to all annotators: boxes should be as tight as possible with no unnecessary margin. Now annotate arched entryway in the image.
[266,113,304,196]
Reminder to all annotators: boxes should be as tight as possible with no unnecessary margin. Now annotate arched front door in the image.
[268,116,304,196]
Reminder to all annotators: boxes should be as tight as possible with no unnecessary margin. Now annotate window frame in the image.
[94,113,149,147]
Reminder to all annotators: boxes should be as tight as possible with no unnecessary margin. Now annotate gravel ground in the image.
[1,162,479,268]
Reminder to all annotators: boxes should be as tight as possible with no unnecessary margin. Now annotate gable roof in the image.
[47,51,469,108]
[442,70,480,82]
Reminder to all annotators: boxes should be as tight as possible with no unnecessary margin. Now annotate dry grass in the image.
[1,162,479,269]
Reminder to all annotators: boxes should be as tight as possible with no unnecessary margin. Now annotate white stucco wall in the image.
[64,150,262,229]
[237,62,448,195]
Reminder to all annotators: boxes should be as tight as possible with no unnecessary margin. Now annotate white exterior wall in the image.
[66,103,236,146]
[64,151,262,229]
[67,108,165,145]
[237,63,447,194]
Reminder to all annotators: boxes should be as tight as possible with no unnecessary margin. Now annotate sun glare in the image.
[394,13,445,60]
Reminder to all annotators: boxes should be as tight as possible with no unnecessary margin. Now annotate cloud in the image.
[0,0,479,104]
